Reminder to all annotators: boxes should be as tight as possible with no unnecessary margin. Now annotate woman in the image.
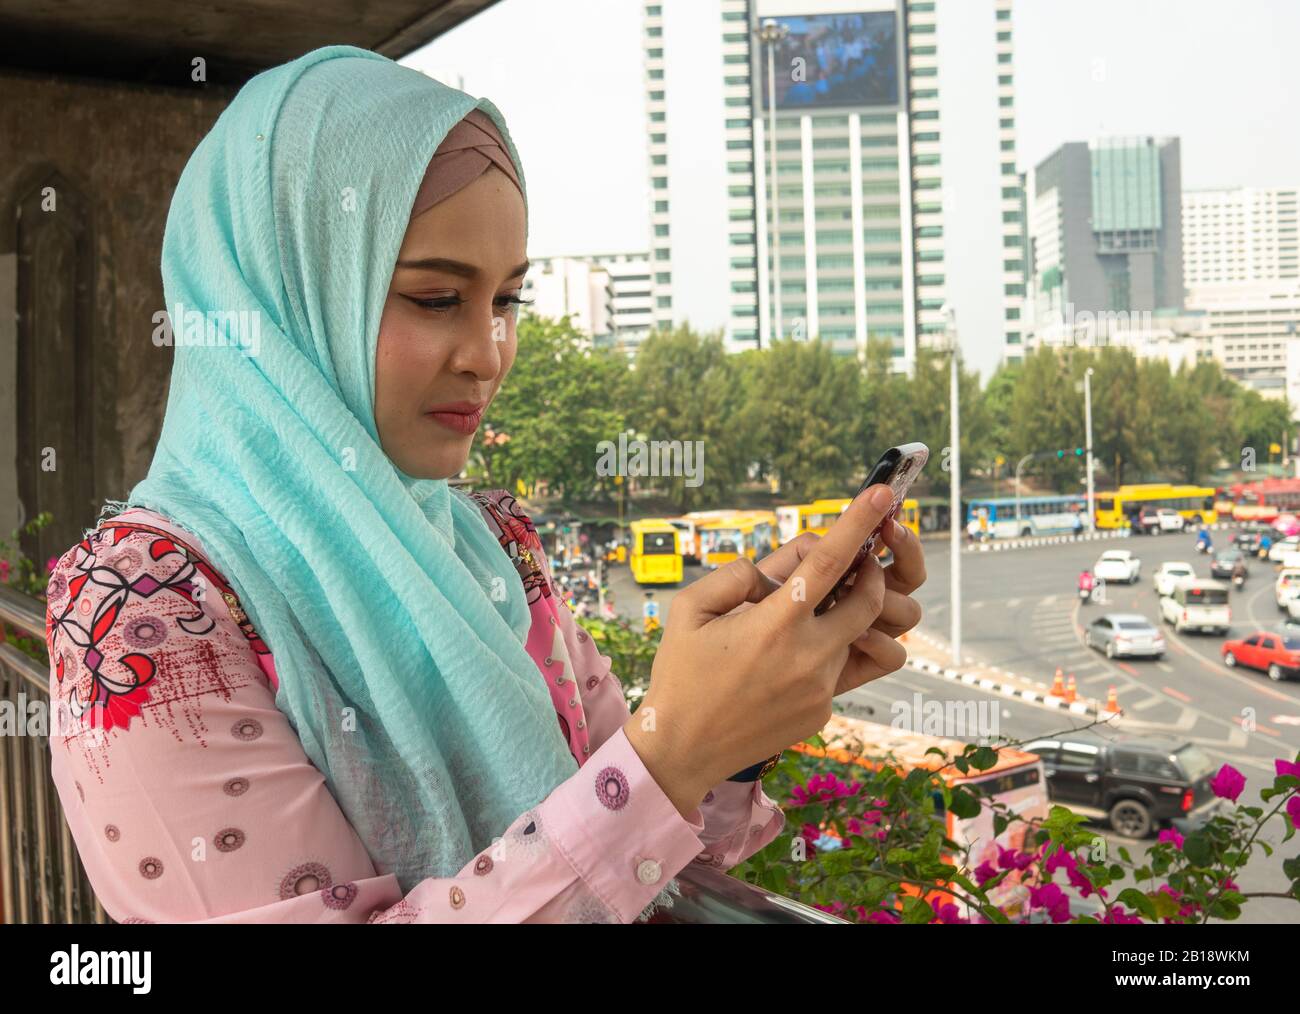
[44,46,925,924]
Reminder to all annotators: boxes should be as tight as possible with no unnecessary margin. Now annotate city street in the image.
[599,529,1300,921]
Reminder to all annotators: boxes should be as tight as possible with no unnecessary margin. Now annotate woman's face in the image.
[375,165,528,480]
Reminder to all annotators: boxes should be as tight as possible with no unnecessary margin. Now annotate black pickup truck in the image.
[1021,732,1224,838]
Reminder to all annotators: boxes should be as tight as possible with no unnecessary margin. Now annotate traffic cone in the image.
[1049,668,1065,698]
[1104,686,1122,714]
[1065,674,1077,703]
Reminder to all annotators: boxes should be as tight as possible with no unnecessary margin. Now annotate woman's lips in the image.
[425,405,485,435]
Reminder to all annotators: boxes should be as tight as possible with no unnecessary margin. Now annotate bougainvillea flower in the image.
[974,860,999,885]
[1102,904,1143,924]
[1275,758,1300,780]
[866,909,901,924]
[1157,828,1184,849]
[1028,882,1070,923]
[1210,764,1246,802]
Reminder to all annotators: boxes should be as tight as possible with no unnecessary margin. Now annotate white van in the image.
[1159,579,1231,634]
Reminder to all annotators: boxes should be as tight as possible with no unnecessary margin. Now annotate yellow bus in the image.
[698,512,777,568]
[777,497,920,544]
[668,509,732,564]
[629,519,683,584]
[1094,484,1218,530]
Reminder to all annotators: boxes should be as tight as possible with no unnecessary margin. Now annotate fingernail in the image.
[869,486,893,511]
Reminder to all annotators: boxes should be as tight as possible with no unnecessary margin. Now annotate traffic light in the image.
[1055,447,1085,459]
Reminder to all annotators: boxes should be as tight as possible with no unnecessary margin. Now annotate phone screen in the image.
[813,442,928,615]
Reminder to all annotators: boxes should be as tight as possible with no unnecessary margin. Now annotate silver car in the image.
[1085,613,1166,660]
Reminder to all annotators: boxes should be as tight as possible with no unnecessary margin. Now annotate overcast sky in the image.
[406,0,1300,374]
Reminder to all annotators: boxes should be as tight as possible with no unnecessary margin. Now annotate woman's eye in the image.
[408,296,463,312]
[495,295,532,314]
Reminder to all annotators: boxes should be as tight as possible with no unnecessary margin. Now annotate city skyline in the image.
[407,0,1300,377]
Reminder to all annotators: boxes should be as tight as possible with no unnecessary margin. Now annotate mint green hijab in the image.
[113,46,579,891]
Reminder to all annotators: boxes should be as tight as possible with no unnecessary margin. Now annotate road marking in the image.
[1156,662,1173,673]
[1118,662,1138,676]
[1162,686,1192,703]
[1132,694,1167,712]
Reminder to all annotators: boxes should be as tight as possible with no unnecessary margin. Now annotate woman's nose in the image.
[448,304,506,379]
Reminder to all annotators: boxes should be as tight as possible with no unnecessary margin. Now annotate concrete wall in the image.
[0,70,231,557]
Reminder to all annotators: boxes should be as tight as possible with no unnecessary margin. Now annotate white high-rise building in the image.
[520,256,614,345]
[1183,187,1298,287]
[643,0,1022,369]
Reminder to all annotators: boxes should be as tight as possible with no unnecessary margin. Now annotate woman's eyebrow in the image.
[393,257,530,279]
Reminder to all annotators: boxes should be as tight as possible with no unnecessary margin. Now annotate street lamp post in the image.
[940,304,961,668]
[1084,367,1096,532]
[757,19,788,348]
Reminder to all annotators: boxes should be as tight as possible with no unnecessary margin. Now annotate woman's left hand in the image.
[746,519,926,694]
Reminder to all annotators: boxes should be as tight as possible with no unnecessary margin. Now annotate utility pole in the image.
[1084,367,1096,531]
[942,304,961,668]
[757,19,788,347]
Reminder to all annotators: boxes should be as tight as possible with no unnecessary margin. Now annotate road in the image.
[594,531,1300,921]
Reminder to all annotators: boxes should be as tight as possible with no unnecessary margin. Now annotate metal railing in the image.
[0,584,108,924]
[1,583,831,925]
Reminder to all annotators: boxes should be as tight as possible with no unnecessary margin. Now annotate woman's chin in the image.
[391,446,471,482]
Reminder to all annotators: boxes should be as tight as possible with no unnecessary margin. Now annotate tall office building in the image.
[1183,186,1298,286]
[1029,137,1184,340]
[718,0,946,365]
[643,3,675,332]
[1181,187,1300,398]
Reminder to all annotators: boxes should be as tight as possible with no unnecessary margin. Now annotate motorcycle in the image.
[1078,586,1093,603]
[1195,537,1212,555]
[1233,572,1246,589]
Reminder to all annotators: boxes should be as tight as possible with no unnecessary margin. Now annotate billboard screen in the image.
[758,11,900,110]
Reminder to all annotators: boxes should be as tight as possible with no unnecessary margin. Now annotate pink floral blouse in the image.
[43,491,785,923]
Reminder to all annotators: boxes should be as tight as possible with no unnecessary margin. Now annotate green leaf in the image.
[1118,888,1157,920]
[970,746,998,771]
[948,789,981,819]
[1183,832,1214,866]
[901,895,933,924]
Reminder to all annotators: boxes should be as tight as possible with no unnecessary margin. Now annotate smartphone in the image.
[813,442,929,616]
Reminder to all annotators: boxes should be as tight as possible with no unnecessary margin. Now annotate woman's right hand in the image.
[623,483,902,817]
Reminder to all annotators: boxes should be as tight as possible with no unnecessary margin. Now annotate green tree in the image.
[626,324,750,511]
[738,338,861,501]
[483,314,629,499]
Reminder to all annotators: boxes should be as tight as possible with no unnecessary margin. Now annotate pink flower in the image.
[1044,846,1096,897]
[1157,828,1184,849]
[812,900,848,916]
[46,555,58,575]
[866,909,900,924]
[1210,764,1246,803]
[0,559,9,583]
[789,773,862,806]
[875,829,888,841]
[974,860,999,885]
[1275,758,1300,780]
[930,897,968,924]
[861,809,883,825]
[1102,904,1143,924]
[1286,795,1300,829]
[997,844,1035,871]
[1028,882,1071,923]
